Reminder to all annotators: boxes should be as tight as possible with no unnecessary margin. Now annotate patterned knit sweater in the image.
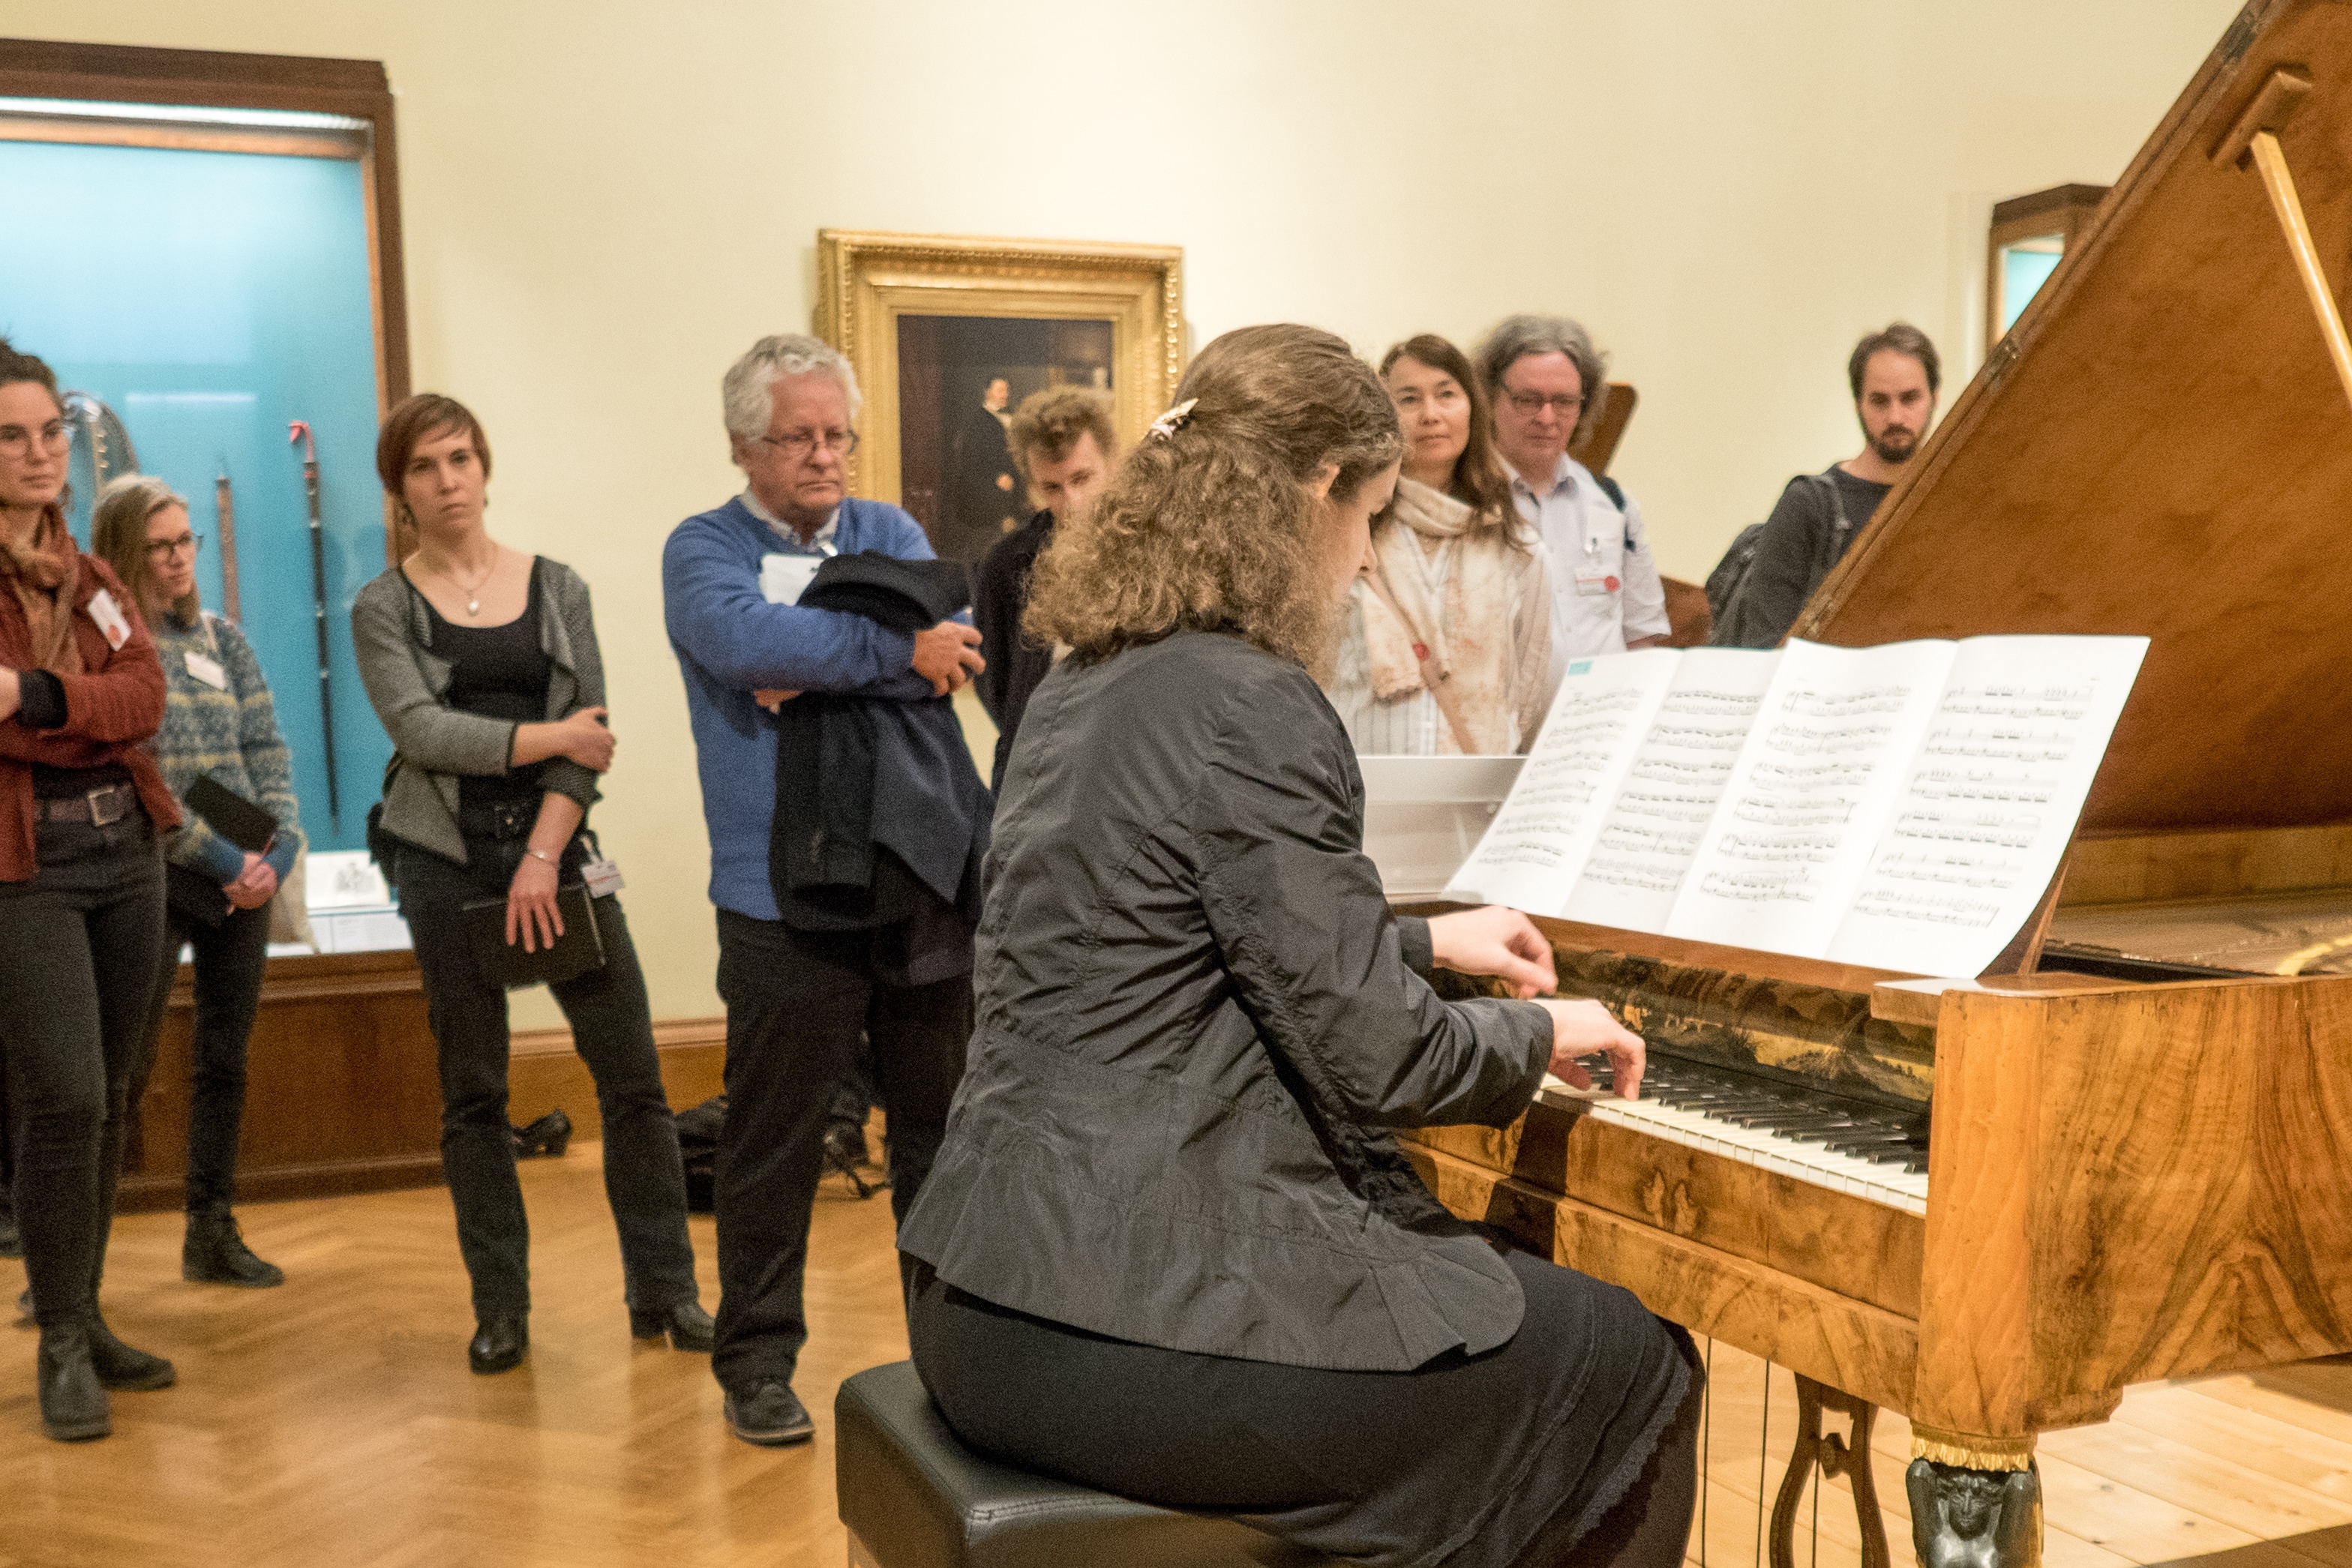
[149,610,304,885]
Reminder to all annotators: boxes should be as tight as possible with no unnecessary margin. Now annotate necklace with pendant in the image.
[448,553,497,616]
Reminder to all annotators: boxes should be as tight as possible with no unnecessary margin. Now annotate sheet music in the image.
[1826,635,2147,973]
[1563,649,1780,931]
[1442,649,1681,914]
[1664,640,1958,956]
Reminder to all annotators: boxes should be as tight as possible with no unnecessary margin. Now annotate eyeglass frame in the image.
[752,427,861,460]
[0,420,71,460]
[146,532,206,559]
[1498,389,1586,418]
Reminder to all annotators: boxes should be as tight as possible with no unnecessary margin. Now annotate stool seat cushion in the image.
[836,1361,1342,1568]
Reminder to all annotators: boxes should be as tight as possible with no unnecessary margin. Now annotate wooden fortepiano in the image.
[1400,4,2352,1563]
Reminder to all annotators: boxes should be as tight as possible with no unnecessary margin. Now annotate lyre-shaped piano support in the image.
[2211,67,2352,415]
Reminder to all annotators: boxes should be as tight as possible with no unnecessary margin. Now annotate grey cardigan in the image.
[896,630,1553,1372]
[351,556,604,864]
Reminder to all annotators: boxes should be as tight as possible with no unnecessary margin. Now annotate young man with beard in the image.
[1711,324,1940,647]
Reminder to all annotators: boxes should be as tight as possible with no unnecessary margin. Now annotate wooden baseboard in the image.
[121,955,728,1210]
[506,1018,728,1141]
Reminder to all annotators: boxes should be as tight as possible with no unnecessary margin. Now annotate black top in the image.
[1711,465,1892,648]
[896,629,1552,1372]
[427,568,551,811]
[971,508,1057,793]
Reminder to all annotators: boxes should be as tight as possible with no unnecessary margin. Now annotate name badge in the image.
[86,588,131,650]
[759,553,824,607]
[582,856,626,898]
[184,649,229,690]
[1574,568,1622,597]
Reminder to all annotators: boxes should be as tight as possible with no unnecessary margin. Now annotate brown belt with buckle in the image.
[34,782,141,827]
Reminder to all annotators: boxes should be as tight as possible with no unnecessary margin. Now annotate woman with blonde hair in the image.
[897,325,1700,1568]
[1325,332,1552,754]
[93,472,300,1291]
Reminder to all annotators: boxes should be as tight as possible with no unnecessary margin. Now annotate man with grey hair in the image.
[662,333,987,1448]
[1477,315,1670,700]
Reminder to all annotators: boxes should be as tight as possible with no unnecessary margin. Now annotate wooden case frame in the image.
[814,230,1184,507]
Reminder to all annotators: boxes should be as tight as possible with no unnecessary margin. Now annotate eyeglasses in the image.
[754,428,860,459]
[0,421,70,459]
[146,532,205,559]
[1501,391,1584,417]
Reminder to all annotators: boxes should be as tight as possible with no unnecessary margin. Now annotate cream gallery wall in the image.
[19,0,2242,1027]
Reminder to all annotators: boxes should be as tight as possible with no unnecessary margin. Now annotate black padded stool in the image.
[836,1361,1343,1568]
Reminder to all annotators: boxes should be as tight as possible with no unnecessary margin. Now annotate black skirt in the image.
[909,1251,1698,1568]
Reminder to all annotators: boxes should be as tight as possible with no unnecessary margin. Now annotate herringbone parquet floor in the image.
[5,1146,2350,1568]
[0,1146,905,1568]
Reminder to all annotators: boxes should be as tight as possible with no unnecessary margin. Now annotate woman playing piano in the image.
[898,323,1704,1568]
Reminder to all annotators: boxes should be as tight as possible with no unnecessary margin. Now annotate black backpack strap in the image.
[1593,473,1627,513]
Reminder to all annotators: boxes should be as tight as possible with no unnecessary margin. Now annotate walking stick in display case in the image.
[214,462,242,621]
[288,420,340,824]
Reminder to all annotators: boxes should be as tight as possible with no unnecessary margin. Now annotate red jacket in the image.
[0,538,179,881]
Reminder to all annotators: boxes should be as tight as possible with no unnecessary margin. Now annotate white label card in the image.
[184,650,229,690]
[582,857,626,898]
[86,589,130,650]
[759,553,824,607]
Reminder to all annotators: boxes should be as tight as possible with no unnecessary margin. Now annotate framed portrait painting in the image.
[816,229,1184,565]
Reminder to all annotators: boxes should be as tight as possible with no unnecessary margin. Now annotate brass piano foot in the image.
[1904,1443,2040,1568]
[1771,1375,1890,1568]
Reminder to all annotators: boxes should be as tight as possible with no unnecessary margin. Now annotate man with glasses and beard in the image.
[1476,315,1670,708]
[1709,323,1941,648]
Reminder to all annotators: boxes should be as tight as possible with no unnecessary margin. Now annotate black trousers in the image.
[711,907,970,1394]
[0,814,166,1329]
[394,833,698,1321]
[127,898,270,1215]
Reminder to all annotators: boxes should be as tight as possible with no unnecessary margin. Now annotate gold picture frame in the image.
[815,229,1184,556]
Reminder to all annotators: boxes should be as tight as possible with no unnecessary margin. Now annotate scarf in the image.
[1357,478,1524,754]
[0,505,85,676]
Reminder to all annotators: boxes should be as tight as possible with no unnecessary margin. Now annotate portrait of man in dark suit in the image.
[946,375,1018,563]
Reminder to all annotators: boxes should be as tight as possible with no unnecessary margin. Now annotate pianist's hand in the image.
[1539,999,1646,1101]
[1425,906,1558,997]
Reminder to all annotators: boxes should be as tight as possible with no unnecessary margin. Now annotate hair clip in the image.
[1148,398,1198,442]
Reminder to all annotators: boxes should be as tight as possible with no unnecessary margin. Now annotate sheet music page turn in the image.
[1442,649,1680,915]
[1563,649,1780,931]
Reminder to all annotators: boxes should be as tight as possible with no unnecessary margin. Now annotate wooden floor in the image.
[5,1148,2350,1568]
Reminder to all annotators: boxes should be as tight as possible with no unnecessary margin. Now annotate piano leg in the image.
[1770,1375,1890,1568]
[1904,1432,2041,1568]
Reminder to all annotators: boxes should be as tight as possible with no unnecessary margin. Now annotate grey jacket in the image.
[351,556,604,864]
[896,629,1553,1372]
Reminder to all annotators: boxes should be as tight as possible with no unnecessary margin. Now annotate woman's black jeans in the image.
[0,812,166,1330]
[128,897,271,1216]
[392,826,697,1323]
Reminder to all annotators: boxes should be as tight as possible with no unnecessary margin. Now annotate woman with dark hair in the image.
[1325,332,1554,755]
[352,392,707,1375]
[898,324,1702,1568]
[93,472,300,1290]
[0,337,181,1441]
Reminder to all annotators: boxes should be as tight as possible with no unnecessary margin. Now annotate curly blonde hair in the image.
[1024,324,1401,670]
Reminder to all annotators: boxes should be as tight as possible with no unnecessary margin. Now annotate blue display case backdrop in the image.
[0,136,392,851]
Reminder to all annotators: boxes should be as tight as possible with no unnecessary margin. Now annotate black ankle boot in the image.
[184,1207,285,1288]
[510,1109,572,1160]
[468,1315,528,1375]
[37,1321,110,1441]
[85,1310,176,1391]
[629,1300,716,1352]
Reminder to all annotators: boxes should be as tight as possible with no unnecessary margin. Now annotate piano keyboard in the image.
[1538,1054,1931,1216]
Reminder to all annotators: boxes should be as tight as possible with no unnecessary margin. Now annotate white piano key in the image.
[1559,1091,1930,1217]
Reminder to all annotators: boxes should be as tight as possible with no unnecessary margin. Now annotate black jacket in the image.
[896,630,1553,1372]
[768,553,989,952]
[972,508,1057,790]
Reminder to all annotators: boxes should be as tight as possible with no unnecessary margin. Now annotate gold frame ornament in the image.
[814,229,1184,507]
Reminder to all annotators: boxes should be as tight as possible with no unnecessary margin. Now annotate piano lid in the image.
[1796,0,2352,835]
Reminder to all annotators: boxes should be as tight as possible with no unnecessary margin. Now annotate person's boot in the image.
[468,1315,528,1375]
[36,1320,110,1441]
[510,1109,572,1160]
[85,1309,176,1391]
[183,1207,285,1288]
